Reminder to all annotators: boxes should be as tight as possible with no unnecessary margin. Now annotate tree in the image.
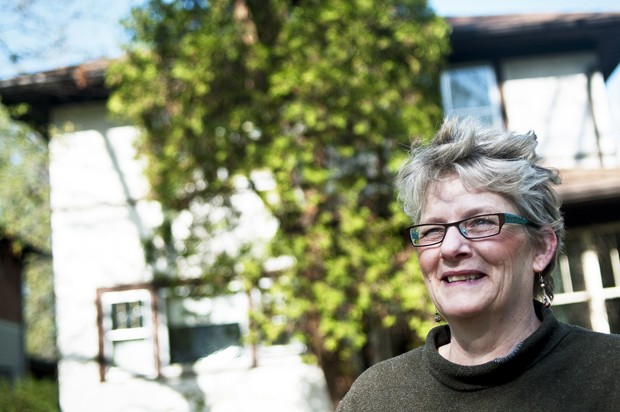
[0,103,55,361]
[107,0,450,405]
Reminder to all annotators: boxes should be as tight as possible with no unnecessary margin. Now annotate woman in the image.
[336,118,620,411]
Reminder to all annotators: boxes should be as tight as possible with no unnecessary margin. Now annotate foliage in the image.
[108,0,449,403]
[0,377,59,412]
[23,255,57,360]
[0,104,50,252]
[0,103,56,360]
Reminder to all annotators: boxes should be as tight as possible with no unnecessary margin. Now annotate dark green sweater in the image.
[337,305,620,411]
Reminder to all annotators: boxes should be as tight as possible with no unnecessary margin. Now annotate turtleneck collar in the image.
[424,302,567,391]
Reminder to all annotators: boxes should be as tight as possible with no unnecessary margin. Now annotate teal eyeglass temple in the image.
[504,213,533,225]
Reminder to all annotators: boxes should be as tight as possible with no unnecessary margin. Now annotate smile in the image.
[445,273,483,283]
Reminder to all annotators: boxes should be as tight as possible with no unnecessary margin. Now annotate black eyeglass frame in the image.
[405,212,539,247]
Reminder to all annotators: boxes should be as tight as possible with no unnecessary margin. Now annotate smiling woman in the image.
[336,117,620,411]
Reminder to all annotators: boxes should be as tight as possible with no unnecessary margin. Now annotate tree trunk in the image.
[305,312,355,409]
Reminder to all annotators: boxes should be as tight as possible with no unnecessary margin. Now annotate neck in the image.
[438,304,541,366]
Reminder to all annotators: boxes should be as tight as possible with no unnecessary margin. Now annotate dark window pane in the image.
[552,302,591,330]
[606,298,620,334]
[565,240,586,291]
[169,323,241,363]
[551,262,566,294]
[594,232,619,288]
[111,301,144,330]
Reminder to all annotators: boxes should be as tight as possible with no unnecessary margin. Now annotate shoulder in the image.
[355,347,425,387]
[555,322,620,364]
[543,323,620,401]
[560,322,620,346]
[336,347,426,411]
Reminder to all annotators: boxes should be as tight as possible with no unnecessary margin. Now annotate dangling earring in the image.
[434,308,442,323]
[539,274,551,308]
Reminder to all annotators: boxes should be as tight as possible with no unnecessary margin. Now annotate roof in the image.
[0,58,109,104]
[557,167,620,204]
[448,12,620,79]
[1,11,619,108]
[0,59,110,137]
[557,167,620,227]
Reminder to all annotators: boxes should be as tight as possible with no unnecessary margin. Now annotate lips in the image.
[443,272,484,283]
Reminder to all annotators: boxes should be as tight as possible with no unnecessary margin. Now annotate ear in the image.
[532,228,557,273]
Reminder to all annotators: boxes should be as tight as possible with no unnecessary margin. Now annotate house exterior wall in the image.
[50,101,161,410]
[49,101,330,412]
[501,52,619,168]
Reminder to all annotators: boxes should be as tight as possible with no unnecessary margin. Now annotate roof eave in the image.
[447,13,620,79]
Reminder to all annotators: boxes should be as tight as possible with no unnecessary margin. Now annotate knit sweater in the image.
[337,304,620,411]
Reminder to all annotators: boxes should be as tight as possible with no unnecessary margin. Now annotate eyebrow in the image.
[420,208,499,224]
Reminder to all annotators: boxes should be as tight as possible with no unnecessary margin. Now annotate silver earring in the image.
[434,309,442,322]
[539,274,551,308]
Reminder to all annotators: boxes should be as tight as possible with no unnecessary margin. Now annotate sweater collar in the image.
[424,302,567,391]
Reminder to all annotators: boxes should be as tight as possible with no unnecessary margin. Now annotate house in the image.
[1,10,620,411]
[442,13,620,333]
[0,60,330,411]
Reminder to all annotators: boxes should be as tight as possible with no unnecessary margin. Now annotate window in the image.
[98,287,159,379]
[98,283,250,377]
[440,64,504,128]
[552,225,620,333]
[163,286,246,364]
[111,301,145,330]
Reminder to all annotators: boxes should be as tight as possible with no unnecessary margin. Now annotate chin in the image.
[441,301,491,320]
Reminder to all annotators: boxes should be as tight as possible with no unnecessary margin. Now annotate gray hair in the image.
[396,117,564,302]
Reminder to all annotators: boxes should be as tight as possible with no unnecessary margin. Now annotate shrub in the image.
[0,377,59,411]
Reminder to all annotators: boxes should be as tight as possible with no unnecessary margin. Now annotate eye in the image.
[470,217,495,227]
[464,215,499,234]
[419,226,445,239]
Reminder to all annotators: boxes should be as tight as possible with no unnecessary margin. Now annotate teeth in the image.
[446,274,482,283]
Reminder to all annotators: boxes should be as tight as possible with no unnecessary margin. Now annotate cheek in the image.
[416,249,439,276]
[477,244,510,265]
[477,236,534,274]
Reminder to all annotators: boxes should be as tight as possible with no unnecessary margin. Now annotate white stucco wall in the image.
[501,52,619,168]
[50,101,161,410]
[49,101,330,412]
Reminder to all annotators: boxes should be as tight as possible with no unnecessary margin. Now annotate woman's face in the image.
[416,175,554,322]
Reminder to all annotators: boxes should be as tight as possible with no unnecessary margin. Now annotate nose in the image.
[439,225,471,259]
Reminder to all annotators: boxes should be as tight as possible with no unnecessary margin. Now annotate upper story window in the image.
[440,64,504,129]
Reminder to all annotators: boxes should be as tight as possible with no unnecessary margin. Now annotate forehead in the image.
[420,176,515,221]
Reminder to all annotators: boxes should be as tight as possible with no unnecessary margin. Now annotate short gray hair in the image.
[396,117,564,302]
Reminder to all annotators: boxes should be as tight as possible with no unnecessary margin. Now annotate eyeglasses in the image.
[405,213,538,247]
